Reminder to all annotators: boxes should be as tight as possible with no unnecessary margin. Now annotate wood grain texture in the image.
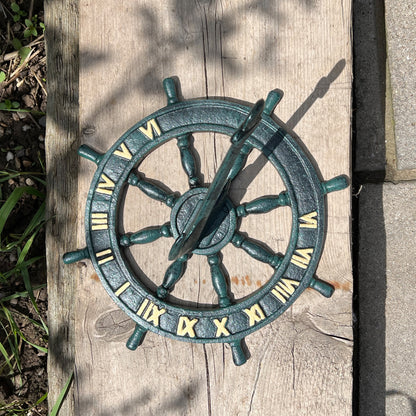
[44,0,79,413]
[47,0,352,414]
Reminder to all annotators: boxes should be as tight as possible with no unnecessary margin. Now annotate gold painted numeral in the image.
[290,248,314,269]
[91,212,108,230]
[95,249,114,265]
[96,174,115,196]
[177,316,198,338]
[136,299,166,327]
[114,281,130,297]
[213,317,230,337]
[243,304,266,327]
[299,211,318,228]
[139,118,161,140]
[271,278,300,304]
[96,248,114,265]
[113,142,132,160]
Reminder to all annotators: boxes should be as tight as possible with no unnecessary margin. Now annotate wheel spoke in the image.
[321,175,349,194]
[229,339,249,366]
[157,254,190,299]
[208,254,232,307]
[128,172,177,207]
[162,78,201,188]
[126,324,147,350]
[176,134,201,188]
[119,223,172,247]
[309,276,334,298]
[236,191,290,217]
[231,232,282,268]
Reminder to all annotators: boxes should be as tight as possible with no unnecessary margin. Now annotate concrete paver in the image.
[385,0,416,170]
[359,182,416,415]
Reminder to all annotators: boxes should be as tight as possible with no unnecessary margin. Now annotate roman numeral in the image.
[91,212,108,230]
[136,299,166,327]
[290,248,314,269]
[96,248,114,265]
[114,281,130,296]
[139,118,161,140]
[213,317,230,337]
[177,316,198,338]
[243,304,266,327]
[271,278,300,304]
[96,174,115,196]
[299,211,318,228]
[113,142,132,160]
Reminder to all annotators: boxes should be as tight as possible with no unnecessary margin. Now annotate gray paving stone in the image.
[359,182,416,415]
[386,1,416,170]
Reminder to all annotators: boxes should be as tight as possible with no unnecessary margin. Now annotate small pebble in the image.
[22,124,31,132]
[25,178,35,186]
[9,298,18,305]
[22,159,32,168]
[6,151,14,162]
[22,94,35,108]
[38,116,46,127]
[14,157,21,169]
[9,252,17,262]
[17,112,26,120]
[37,288,47,301]
[16,78,25,89]
[38,134,44,142]
[16,149,25,158]
[7,178,15,186]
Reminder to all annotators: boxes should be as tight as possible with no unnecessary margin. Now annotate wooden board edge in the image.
[45,0,79,413]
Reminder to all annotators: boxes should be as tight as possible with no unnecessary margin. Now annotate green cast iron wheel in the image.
[63,78,348,366]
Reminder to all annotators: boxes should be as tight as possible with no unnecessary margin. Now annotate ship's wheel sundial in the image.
[64,77,348,365]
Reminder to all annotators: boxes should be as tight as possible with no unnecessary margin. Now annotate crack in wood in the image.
[202,344,212,416]
[291,341,296,390]
[247,359,261,416]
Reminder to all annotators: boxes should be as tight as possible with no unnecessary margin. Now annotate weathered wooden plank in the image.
[47,0,352,414]
[44,0,79,413]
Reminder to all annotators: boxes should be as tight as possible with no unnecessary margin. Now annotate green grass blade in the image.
[17,200,45,243]
[0,341,14,372]
[2,256,43,280]
[15,325,47,353]
[0,186,45,239]
[0,170,46,185]
[6,308,47,353]
[15,235,49,335]
[1,307,22,372]
[36,391,48,405]
[49,370,74,416]
[12,308,47,332]
[0,284,46,302]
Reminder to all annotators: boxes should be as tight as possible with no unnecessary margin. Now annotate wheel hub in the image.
[170,187,237,256]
